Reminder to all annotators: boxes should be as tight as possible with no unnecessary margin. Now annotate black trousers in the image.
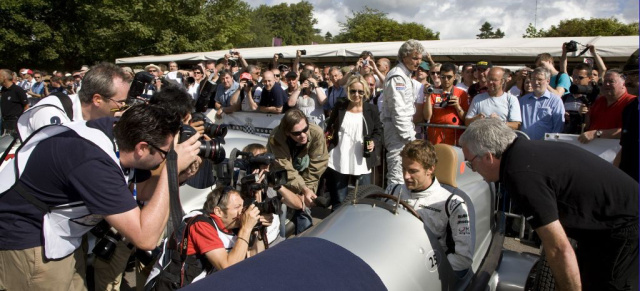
[574,224,638,291]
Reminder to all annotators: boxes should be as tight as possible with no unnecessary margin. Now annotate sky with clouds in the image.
[244,0,639,40]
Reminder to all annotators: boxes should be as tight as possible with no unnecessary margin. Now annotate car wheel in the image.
[532,250,555,290]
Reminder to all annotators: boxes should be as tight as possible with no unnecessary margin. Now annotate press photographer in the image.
[0,104,201,290]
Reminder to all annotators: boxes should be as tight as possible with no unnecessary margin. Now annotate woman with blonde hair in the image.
[324,75,383,211]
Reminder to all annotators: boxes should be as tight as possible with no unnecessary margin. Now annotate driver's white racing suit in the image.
[399,178,473,272]
[381,62,416,191]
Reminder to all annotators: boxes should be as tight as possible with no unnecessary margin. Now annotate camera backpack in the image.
[145,211,215,291]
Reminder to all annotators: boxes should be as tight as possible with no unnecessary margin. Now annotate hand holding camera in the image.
[241,204,261,229]
[173,131,202,173]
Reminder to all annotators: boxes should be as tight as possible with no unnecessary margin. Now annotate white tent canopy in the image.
[115,36,638,66]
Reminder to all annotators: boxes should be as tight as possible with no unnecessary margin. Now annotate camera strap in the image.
[166,148,184,244]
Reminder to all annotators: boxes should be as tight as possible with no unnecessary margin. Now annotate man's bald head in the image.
[263,71,276,90]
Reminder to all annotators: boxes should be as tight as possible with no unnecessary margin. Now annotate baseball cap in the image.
[476,60,493,70]
[240,72,252,80]
[418,61,430,71]
[21,69,33,75]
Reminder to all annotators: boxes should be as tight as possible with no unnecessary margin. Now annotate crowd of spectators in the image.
[0,40,637,290]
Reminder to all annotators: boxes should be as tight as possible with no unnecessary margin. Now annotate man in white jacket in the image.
[399,140,473,277]
[382,39,425,192]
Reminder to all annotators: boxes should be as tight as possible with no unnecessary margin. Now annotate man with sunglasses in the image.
[267,109,328,234]
[460,118,638,291]
[423,63,470,145]
[0,104,203,290]
[561,63,596,134]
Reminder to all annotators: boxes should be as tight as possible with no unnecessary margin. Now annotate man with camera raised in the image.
[0,104,202,290]
[562,63,598,134]
[423,63,470,145]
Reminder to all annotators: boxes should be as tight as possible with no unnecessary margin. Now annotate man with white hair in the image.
[381,39,424,193]
[459,118,638,291]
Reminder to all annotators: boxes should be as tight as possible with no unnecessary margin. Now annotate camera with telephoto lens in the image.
[179,124,226,164]
[565,40,578,53]
[91,220,124,260]
[191,112,228,139]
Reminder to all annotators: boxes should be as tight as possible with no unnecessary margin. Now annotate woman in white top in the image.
[288,70,327,128]
[324,75,383,211]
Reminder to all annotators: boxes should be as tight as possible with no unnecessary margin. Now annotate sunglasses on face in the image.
[290,125,309,136]
[430,71,440,75]
[349,89,365,95]
[441,75,455,80]
[194,71,203,75]
[274,74,280,77]
[573,75,588,80]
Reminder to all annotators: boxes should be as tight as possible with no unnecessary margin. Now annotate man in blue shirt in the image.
[214,70,239,119]
[519,67,565,140]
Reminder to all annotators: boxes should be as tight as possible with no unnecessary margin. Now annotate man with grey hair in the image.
[518,67,565,140]
[465,67,521,130]
[382,39,424,193]
[459,118,638,291]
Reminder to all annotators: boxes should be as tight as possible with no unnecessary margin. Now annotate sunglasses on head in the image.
[290,125,309,136]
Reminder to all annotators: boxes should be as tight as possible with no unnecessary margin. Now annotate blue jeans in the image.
[326,167,371,211]
[292,207,313,235]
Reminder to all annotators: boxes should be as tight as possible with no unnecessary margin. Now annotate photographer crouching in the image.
[0,104,202,290]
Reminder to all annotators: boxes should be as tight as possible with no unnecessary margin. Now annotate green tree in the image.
[240,1,318,47]
[324,32,333,43]
[476,21,505,39]
[525,18,639,37]
[522,23,546,38]
[334,7,439,43]
[0,0,254,71]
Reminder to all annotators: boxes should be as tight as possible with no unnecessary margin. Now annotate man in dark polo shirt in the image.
[460,118,638,291]
[258,71,285,114]
[1,69,29,135]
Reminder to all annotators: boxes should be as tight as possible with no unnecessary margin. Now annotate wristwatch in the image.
[596,130,602,138]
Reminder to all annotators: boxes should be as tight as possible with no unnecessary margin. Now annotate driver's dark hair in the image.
[440,63,457,74]
[400,140,438,171]
[148,85,193,120]
[279,108,309,133]
[114,104,181,152]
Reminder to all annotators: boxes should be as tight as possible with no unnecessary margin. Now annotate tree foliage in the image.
[523,18,639,38]
[0,0,253,70]
[476,21,505,39]
[240,1,318,48]
[334,7,439,43]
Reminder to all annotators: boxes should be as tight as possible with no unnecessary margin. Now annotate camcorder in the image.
[569,83,599,105]
[179,123,226,164]
[127,71,171,106]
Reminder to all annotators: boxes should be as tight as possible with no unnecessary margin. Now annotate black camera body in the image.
[299,49,307,55]
[569,83,599,106]
[191,112,228,139]
[439,93,453,108]
[91,220,124,260]
[277,53,284,59]
[565,40,578,53]
[236,151,288,190]
[179,124,226,164]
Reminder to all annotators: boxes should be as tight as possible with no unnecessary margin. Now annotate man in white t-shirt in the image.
[465,67,521,130]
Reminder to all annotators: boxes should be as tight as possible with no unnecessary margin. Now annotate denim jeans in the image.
[325,167,371,211]
[292,207,313,235]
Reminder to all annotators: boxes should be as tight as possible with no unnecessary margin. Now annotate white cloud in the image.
[247,0,638,39]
